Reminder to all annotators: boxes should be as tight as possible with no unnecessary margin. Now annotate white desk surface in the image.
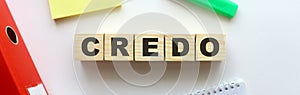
[6,0,300,95]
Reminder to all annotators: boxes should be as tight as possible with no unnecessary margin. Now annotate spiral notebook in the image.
[189,79,246,95]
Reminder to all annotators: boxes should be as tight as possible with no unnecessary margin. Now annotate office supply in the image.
[187,0,238,18]
[48,0,122,19]
[189,79,246,95]
[0,0,48,94]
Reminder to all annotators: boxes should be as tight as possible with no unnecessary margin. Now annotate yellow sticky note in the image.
[49,0,122,19]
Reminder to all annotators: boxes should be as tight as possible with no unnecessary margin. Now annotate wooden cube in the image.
[134,34,164,61]
[196,34,226,61]
[104,34,134,61]
[74,34,104,61]
[165,34,195,61]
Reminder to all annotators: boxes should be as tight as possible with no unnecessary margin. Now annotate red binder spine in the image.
[0,0,48,95]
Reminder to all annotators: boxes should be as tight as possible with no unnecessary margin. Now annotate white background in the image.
[5,0,300,95]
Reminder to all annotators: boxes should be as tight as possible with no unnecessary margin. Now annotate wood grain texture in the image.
[74,34,103,61]
[196,34,226,61]
[134,34,165,61]
[165,34,195,61]
[104,34,134,61]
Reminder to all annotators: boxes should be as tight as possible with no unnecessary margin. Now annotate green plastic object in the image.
[187,0,238,18]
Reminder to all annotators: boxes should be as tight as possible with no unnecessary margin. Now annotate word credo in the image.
[75,34,226,61]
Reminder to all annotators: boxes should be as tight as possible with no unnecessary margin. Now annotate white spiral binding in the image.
[189,79,246,95]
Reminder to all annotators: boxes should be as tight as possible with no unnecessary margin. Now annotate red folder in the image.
[0,0,48,95]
